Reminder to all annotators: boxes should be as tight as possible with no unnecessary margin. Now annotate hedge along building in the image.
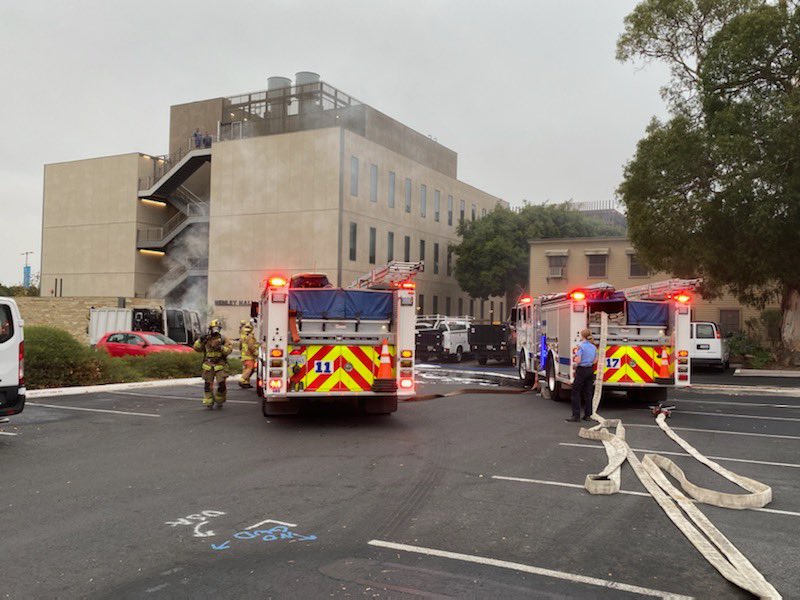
[41,73,507,327]
[529,236,780,338]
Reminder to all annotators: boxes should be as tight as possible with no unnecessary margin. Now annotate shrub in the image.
[25,326,106,389]
[120,352,204,380]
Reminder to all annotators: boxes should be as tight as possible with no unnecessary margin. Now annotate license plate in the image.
[287,355,306,366]
[697,344,710,350]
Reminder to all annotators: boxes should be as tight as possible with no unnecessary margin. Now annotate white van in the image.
[690,321,730,371]
[0,297,25,419]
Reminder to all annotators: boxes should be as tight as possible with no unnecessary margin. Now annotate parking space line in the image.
[668,398,800,409]
[108,391,257,404]
[626,423,800,441]
[559,442,800,469]
[0,431,18,436]
[673,409,800,423]
[368,539,694,599]
[491,476,800,518]
[26,402,160,418]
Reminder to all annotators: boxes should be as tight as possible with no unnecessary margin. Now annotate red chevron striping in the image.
[350,345,377,375]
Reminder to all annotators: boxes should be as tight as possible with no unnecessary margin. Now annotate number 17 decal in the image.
[605,357,620,369]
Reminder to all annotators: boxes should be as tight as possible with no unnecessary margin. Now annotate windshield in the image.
[143,333,176,345]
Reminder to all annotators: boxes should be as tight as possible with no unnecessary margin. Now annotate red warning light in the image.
[570,290,586,301]
[675,293,691,303]
[399,281,416,290]
[519,296,532,305]
[268,276,288,288]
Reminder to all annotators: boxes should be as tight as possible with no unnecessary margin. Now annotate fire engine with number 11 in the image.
[514,279,699,403]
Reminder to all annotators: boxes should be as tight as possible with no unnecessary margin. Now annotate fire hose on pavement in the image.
[579,312,780,599]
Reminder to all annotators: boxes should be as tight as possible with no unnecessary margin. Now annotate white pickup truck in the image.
[415,315,472,362]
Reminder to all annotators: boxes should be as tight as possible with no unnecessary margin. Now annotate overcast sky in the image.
[0,0,669,286]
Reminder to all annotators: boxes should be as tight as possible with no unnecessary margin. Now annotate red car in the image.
[96,331,194,357]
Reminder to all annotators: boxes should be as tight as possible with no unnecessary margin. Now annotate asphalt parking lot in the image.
[1,377,798,599]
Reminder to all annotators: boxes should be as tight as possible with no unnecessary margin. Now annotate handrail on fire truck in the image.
[350,261,424,289]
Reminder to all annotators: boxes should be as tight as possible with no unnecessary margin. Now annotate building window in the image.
[629,254,649,277]
[459,199,465,223]
[457,298,463,315]
[405,178,412,213]
[419,294,425,314]
[420,184,427,217]
[471,203,477,221]
[419,239,426,262]
[434,190,441,222]
[387,231,394,262]
[370,164,378,203]
[433,243,439,274]
[350,156,358,196]
[447,195,453,226]
[719,309,741,336]
[432,295,439,314]
[490,301,495,321]
[480,300,485,320]
[369,227,376,264]
[349,222,357,261]
[481,207,487,218]
[388,171,395,208]
[500,302,504,320]
[588,254,607,278]
[547,255,567,278]
[404,235,410,262]
[446,246,453,276]
[446,297,451,315]
[469,298,474,316]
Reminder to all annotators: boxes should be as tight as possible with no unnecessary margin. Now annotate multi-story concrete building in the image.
[529,236,777,336]
[42,74,507,326]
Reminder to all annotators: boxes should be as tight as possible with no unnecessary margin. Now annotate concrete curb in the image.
[25,376,243,399]
[734,368,800,378]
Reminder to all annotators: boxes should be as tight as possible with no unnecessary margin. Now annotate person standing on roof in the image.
[194,319,232,409]
[567,328,597,422]
[238,323,259,388]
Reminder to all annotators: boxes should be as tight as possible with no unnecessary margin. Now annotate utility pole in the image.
[21,251,33,288]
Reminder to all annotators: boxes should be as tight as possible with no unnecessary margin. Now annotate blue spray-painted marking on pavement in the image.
[212,525,316,551]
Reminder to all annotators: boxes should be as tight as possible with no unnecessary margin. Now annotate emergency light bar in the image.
[569,290,586,301]
[675,293,691,303]
[399,280,416,290]
[519,296,532,304]
[268,276,288,288]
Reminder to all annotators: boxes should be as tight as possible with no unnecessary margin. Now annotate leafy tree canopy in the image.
[618,0,800,353]
[452,204,623,301]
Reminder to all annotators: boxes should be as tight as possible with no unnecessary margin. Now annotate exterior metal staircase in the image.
[138,148,211,200]
[149,258,209,298]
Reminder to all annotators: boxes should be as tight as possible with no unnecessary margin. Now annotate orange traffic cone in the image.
[658,348,670,379]
[372,338,397,392]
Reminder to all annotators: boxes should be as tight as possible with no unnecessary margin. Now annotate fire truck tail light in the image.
[268,276,288,288]
[678,350,689,358]
[400,359,413,368]
[399,378,414,389]
[400,350,413,358]
[270,349,284,357]
[678,374,689,381]
[269,369,282,378]
[268,378,283,391]
[270,359,283,368]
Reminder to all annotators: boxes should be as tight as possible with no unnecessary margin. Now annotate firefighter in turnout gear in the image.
[194,319,232,409]
[238,323,259,388]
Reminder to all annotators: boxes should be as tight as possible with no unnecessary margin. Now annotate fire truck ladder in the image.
[621,278,702,301]
[350,261,424,289]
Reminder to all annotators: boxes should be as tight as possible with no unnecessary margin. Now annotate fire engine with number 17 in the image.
[514,279,698,403]
[254,263,421,416]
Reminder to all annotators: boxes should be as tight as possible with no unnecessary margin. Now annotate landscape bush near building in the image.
[25,326,241,389]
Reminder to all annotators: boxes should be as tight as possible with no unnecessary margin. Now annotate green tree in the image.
[617,0,800,355]
[452,203,623,307]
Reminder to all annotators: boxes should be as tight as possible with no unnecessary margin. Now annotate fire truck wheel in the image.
[544,354,565,402]
[518,351,535,387]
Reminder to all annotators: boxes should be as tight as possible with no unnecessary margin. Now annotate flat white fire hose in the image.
[579,313,780,599]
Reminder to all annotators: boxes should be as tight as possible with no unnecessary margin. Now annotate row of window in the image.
[546,254,649,279]
[415,295,505,321]
[349,223,454,274]
[350,156,487,224]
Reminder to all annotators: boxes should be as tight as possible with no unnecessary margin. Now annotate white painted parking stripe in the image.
[0,431,18,436]
[670,398,800,409]
[674,409,800,423]
[492,476,800,518]
[626,423,800,441]
[368,539,693,599]
[108,390,257,404]
[685,384,800,397]
[559,442,800,469]
[26,402,160,418]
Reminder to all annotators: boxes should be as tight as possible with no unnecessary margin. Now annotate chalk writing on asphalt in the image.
[212,525,317,551]
[165,510,226,538]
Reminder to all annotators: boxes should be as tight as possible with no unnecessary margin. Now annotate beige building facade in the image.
[529,237,776,336]
[41,75,506,327]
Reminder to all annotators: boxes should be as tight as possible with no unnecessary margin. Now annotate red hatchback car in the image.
[96,331,194,357]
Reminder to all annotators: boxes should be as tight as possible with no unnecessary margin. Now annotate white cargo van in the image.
[690,321,730,371]
[0,297,25,419]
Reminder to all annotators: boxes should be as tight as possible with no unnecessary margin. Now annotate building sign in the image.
[214,300,254,307]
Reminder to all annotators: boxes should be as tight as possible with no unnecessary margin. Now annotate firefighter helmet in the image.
[208,319,222,334]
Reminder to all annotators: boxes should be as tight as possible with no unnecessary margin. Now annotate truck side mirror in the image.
[250,301,259,319]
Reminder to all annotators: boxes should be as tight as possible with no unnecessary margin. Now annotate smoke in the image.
[148,220,210,315]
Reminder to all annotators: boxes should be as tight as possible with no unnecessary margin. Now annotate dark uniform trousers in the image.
[571,365,594,419]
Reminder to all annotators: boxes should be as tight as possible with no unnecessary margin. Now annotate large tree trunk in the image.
[781,286,800,358]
